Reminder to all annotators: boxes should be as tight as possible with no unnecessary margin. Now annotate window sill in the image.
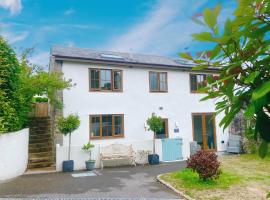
[90,135,125,140]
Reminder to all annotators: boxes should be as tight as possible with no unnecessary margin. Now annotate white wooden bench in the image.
[100,143,136,169]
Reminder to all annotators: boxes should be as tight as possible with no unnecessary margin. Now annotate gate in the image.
[162,138,183,161]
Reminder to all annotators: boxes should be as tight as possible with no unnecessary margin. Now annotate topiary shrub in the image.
[57,114,80,160]
[187,150,221,181]
[146,113,163,154]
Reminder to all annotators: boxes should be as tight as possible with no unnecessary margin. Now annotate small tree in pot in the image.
[82,142,95,171]
[146,113,163,165]
[57,114,80,172]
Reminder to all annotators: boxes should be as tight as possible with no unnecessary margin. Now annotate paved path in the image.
[0,161,186,199]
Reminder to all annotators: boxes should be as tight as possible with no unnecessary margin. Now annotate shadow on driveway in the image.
[0,161,186,199]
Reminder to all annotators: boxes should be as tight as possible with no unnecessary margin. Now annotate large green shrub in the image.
[0,37,72,134]
[180,0,270,158]
[0,37,23,132]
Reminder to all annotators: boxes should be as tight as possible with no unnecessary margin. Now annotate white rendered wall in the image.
[0,128,29,182]
[57,61,229,169]
[56,139,156,171]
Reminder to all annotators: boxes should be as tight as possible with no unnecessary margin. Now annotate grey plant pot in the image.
[85,160,95,171]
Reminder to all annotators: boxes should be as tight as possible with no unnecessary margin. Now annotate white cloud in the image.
[2,30,28,44]
[64,8,75,16]
[105,0,236,56]
[29,51,50,68]
[0,0,22,15]
[105,0,209,56]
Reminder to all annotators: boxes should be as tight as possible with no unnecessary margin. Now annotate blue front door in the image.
[162,138,183,161]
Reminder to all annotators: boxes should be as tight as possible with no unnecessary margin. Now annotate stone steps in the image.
[30,133,51,140]
[29,137,51,144]
[27,161,54,169]
[28,117,54,169]
[29,146,53,153]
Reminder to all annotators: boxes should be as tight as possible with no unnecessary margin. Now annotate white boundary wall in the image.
[0,128,29,182]
[56,139,163,171]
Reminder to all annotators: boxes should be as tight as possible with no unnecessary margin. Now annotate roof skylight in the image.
[100,53,125,60]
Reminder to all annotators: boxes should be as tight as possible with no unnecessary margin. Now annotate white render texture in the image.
[56,61,229,170]
[0,128,29,182]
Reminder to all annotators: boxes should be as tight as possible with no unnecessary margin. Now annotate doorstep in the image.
[24,166,56,175]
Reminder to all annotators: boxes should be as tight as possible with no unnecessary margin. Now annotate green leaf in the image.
[255,111,270,142]
[224,19,232,36]
[258,140,268,158]
[244,103,255,118]
[210,45,221,59]
[267,192,270,199]
[192,17,205,26]
[192,64,208,70]
[203,5,221,29]
[252,80,270,100]
[203,8,216,29]
[192,32,215,42]
[178,52,193,60]
[244,71,260,84]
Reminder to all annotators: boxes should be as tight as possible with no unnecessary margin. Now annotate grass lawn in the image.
[160,154,270,200]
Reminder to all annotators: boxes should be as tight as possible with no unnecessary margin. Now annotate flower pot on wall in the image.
[63,160,74,172]
[148,154,159,165]
[85,160,95,171]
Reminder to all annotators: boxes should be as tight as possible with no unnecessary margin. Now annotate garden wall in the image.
[0,128,29,182]
[56,139,161,171]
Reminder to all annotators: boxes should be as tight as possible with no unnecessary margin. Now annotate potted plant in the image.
[57,114,80,172]
[82,142,95,171]
[146,113,163,165]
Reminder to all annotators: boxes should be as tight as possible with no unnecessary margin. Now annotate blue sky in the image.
[0,0,237,68]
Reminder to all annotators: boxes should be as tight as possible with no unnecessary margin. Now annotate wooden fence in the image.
[30,103,49,117]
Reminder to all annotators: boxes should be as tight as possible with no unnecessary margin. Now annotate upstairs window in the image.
[90,114,124,139]
[149,71,168,92]
[89,68,122,91]
[190,74,207,93]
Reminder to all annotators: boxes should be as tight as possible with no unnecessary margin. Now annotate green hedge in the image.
[0,37,26,133]
[0,37,72,134]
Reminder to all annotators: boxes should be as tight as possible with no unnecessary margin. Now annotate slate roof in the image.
[51,46,218,71]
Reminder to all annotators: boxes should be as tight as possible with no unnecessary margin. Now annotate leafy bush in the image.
[147,114,163,134]
[187,150,221,181]
[82,142,95,161]
[0,37,23,133]
[242,126,259,154]
[57,114,80,135]
[33,96,48,103]
[0,37,72,134]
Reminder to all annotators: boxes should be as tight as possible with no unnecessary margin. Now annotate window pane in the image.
[114,115,123,135]
[90,69,99,89]
[159,73,167,91]
[193,115,203,147]
[190,74,197,91]
[205,114,215,150]
[101,69,112,90]
[150,72,158,91]
[91,116,100,137]
[113,71,122,90]
[197,74,206,90]
[102,115,112,136]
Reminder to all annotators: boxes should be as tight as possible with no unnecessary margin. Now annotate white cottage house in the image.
[49,46,229,171]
